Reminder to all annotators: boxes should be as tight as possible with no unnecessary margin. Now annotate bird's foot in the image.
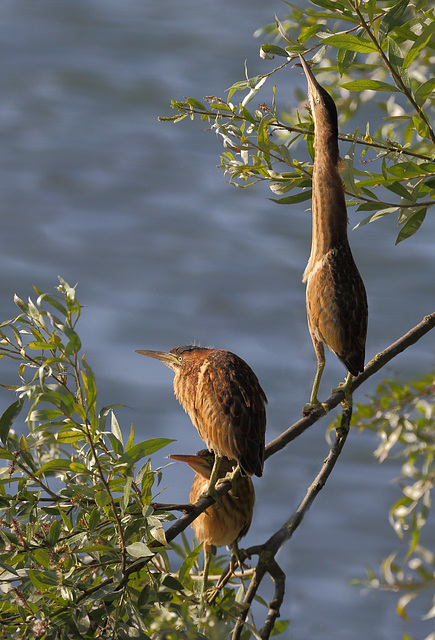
[331,374,353,407]
[302,399,328,416]
[201,484,223,508]
[230,543,249,573]
[219,465,241,494]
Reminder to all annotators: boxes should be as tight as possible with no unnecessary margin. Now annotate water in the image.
[0,1,434,637]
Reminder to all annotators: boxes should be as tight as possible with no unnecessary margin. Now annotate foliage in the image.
[161,0,435,244]
[0,280,259,639]
[352,376,435,632]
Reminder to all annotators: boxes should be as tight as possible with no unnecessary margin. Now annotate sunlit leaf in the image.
[395,208,426,244]
[321,34,377,53]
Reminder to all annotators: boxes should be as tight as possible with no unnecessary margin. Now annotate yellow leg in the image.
[201,455,222,505]
[332,372,353,406]
[201,550,212,597]
[303,359,326,414]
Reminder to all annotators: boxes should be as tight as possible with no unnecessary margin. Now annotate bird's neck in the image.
[309,137,348,261]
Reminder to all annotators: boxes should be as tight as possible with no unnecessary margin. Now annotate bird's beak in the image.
[135,349,180,370]
[299,54,321,99]
[168,454,210,476]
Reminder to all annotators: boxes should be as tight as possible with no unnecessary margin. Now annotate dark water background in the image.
[0,1,434,638]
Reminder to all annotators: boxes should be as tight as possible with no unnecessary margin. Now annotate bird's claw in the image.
[302,400,327,415]
[201,486,223,508]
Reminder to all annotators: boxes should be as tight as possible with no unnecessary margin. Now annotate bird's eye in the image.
[177,356,183,363]
[315,96,321,104]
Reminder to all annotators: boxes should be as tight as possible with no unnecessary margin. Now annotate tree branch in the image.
[232,403,353,640]
[266,311,435,459]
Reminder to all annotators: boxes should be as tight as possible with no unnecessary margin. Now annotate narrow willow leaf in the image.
[403,21,435,70]
[337,47,356,76]
[34,459,71,477]
[260,44,288,58]
[49,519,61,546]
[178,543,203,584]
[111,411,123,447]
[185,97,208,112]
[118,438,175,465]
[0,398,23,444]
[126,542,154,558]
[387,37,404,78]
[395,208,426,244]
[322,34,377,53]
[377,0,409,43]
[414,78,435,106]
[340,80,400,92]
[271,189,312,204]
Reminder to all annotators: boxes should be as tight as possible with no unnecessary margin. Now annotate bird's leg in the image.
[201,455,222,505]
[331,372,353,407]
[230,540,248,573]
[303,344,326,414]
[201,549,212,598]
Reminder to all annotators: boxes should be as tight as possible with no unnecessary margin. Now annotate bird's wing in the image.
[201,351,267,477]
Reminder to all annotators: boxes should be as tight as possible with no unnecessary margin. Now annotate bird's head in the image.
[299,55,338,140]
[135,345,207,373]
[169,449,215,478]
[169,449,236,479]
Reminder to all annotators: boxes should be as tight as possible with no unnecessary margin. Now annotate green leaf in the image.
[340,80,400,92]
[321,34,377,53]
[377,0,409,43]
[81,355,97,428]
[387,37,404,78]
[29,569,58,590]
[111,411,124,447]
[337,47,356,76]
[395,208,426,244]
[271,190,312,205]
[260,44,289,58]
[185,97,208,112]
[49,519,61,546]
[118,438,175,466]
[403,21,435,70]
[414,78,435,106]
[162,575,184,591]
[126,542,154,558]
[178,542,203,584]
[35,459,72,477]
[0,398,23,444]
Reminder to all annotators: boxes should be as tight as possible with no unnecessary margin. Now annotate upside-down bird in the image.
[136,345,267,495]
[169,449,255,592]
[299,55,368,411]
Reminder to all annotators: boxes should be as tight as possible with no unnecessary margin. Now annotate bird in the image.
[298,55,368,412]
[136,346,267,496]
[169,449,255,593]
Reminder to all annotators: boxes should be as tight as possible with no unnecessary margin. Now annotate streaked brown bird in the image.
[299,55,368,411]
[136,346,267,495]
[169,449,255,591]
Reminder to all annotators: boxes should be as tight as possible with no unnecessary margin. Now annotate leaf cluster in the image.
[161,0,435,244]
[0,280,259,639]
[352,375,434,629]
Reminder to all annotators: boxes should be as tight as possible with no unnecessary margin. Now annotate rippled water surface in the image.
[1,2,434,637]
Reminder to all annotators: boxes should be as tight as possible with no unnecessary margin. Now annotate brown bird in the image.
[136,346,267,495]
[169,449,255,592]
[299,55,368,411]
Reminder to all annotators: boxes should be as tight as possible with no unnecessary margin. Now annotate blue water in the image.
[0,1,433,637]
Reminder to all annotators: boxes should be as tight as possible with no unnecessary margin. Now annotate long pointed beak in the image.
[135,349,180,370]
[168,454,210,477]
[299,54,320,95]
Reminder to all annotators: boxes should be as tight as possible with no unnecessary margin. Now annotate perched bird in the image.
[299,55,368,411]
[136,346,267,495]
[169,449,255,592]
